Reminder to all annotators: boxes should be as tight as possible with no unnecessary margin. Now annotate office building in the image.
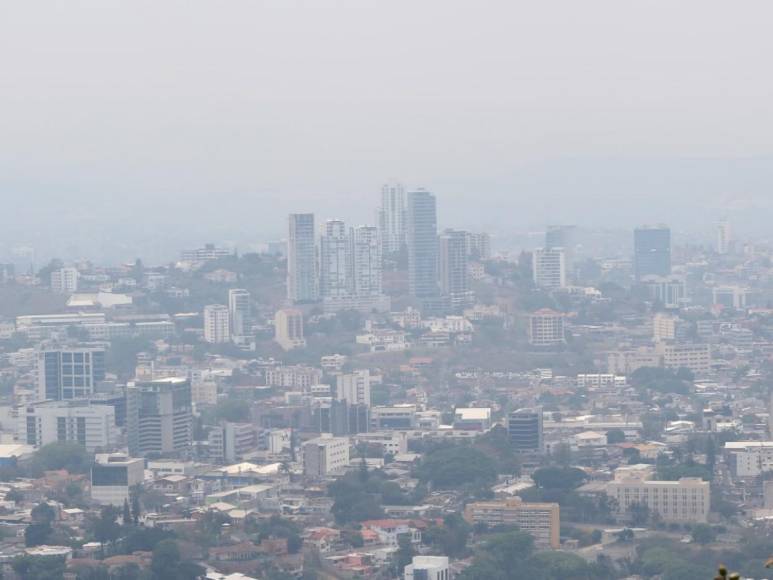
[717,220,731,255]
[378,181,406,254]
[20,400,116,452]
[203,304,230,344]
[180,244,232,263]
[126,378,193,457]
[302,435,350,477]
[336,370,371,407]
[370,404,417,430]
[652,313,679,342]
[657,342,711,375]
[351,225,382,298]
[532,248,566,289]
[527,309,565,346]
[38,347,106,401]
[208,422,258,463]
[91,454,144,506]
[606,473,709,523]
[274,308,306,350]
[713,285,752,310]
[439,229,473,311]
[287,213,318,302]
[51,267,79,293]
[404,556,451,580]
[507,408,544,453]
[320,220,352,299]
[407,189,439,304]
[228,289,251,338]
[464,497,560,549]
[643,276,686,309]
[634,226,671,281]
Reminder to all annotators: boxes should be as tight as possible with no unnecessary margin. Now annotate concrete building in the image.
[507,408,543,453]
[228,289,251,339]
[717,220,731,255]
[653,313,678,342]
[370,404,417,430]
[209,422,258,463]
[439,229,473,311]
[527,309,565,346]
[91,454,144,506]
[274,308,306,351]
[634,225,671,281]
[302,436,350,477]
[37,347,106,401]
[545,225,577,277]
[643,276,686,309]
[20,400,116,451]
[203,304,230,344]
[466,232,491,260]
[407,189,439,309]
[606,474,709,523]
[404,556,451,580]
[532,248,566,289]
[713,285,752,310]
[464,497,560,549]
[658,342,711,375]
[453,408,491,431]
[336,370,371,407]
[51,267,79,293]
[351,225,386,303]
[126,378,192,457]
[379,181,406,255]
[288,213,318,303]
[724,442,773,478]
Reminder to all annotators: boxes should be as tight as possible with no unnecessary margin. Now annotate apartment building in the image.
[463,497,560,549]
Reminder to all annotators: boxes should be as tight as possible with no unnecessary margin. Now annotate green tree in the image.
[30,442,93,474]
[416,445,497,489]
[606,429,626,444]
[12,554,66,580]
[691,523,716,545]
[532,466,587,490]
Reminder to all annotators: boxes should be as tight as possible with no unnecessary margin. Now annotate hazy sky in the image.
[2,0,773,261]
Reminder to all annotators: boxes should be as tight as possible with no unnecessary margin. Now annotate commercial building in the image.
[532,248,566,289]
[464,497,560,549]
[527,309,565,346]
[404,556,451,580]
[634,226,671,281]
[203,304,230,344]
[288,213,318,303]
[302,436,350,477]
[20,400,116,451]
[407,189,439,308]
[228,289,251,339]
[126,378,193,457]
[208,422,258,463]
[37,347,106,400]
[453,407,492,431]
[370,404,417,430]
[91,454,144,506]
[336,370,371,407]
[274,308,306,351]
[180,244,232,263]
[658,342,711,375]
[51,267,79,293]
[439,229,473,311]
[507,408,543,453]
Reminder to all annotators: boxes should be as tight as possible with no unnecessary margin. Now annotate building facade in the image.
[126,378,193,457]
[288,213,318,302]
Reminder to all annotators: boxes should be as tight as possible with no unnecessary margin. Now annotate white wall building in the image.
[51,267,79,293]
[302,436,350,477]
[228,289,251,339]
[203,304,230,344]
[532,248,566,289]
[274,309,306,351]
[336,370,372,407]
[19,401,116,451]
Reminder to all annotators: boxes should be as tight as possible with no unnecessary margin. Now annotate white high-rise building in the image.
[51,267,79,293]
[351,225,382,297]
[274,308,306,350]
[439,229,473,311]
[203,304,230,344]
[302,435,350,477]
[336,370,371,407]
[378,181,406,254]
[320,220,352,299]
[717,220,732,255]
[288,213,318,303]
[228,289,251,338]
[532,248,566,289]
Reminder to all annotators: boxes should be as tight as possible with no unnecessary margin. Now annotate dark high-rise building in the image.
[126,378,192,457]
[507,408,544,453]
[634,226,671,281]
[407,189,439,309]
[38,348,106,401]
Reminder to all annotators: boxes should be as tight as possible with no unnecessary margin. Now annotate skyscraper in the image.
[634,226,671,281]
[378,181,406,254]
[439,229,473,311]
[228,289,251,338]
[126,378,193,457]
[407,189,439,305]
[319,219,351,299]
[287,213,318,302]
[38,347,106,401]
[717,220,731,255]
[203,304,230,344]
[532,248,566,289]
[351,225,382,298]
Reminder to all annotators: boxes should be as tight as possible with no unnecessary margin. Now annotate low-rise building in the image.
[464,497,560,549]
